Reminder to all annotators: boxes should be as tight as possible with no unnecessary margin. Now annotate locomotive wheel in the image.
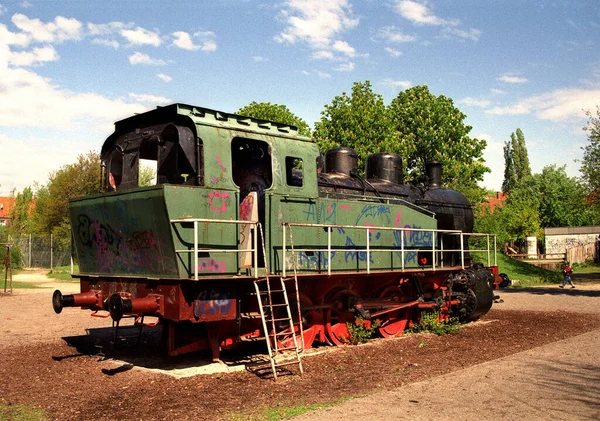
[272,294,321,350]
[377,286,412,338]
[324,289,360,346]
[499,273,510,288]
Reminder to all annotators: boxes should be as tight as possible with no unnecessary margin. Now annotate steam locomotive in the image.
[52,103,499,368]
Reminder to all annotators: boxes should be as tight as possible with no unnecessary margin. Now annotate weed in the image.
[0,403,47,421]
[406,310,461,336]
[345,316,380,344]
[417,342,428,348]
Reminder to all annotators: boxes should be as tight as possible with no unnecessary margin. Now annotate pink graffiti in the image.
[210,176,218,183]
[339,205,351,210]
[208,190,229,213]
[327,204,334,214]
[394,210,403,227]
[240,194,255,221]
[198,259,227,273]
[364,222,377,234]
[215,156,226,173]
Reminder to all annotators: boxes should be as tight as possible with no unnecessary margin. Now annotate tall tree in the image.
[237,101,311,137]
[313,80,395,172]
[581,107,600,203]
[8,187,34,236]
[502,128,531,193]
[32,151,101,244]
[388,85,489,196]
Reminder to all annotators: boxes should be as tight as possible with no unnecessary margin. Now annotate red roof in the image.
[482,192,507,212]
[0,196,13,220]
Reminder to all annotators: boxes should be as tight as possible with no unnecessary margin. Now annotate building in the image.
[481,191,507,212]
[545,226,600,258]
[0,196,12,227]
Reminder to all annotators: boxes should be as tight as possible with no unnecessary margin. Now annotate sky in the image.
[1,0,599,196]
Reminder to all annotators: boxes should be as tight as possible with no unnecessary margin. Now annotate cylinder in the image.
[425,161,442,189]
[108,294,161,322]
[365,153,403,184]
[53,290,103,314]
[325,147,358,176]
[526,236,537,259]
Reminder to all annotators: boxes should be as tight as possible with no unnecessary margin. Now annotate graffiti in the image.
[194,290,232,317]
[240,193,256,221]
[356,204,391,225]
[215,155,227,173]
[298,251,336,270]
[197,259,227,274]
[344,236,374,263]
[338,205,351,211]
[76,211,176,275]
[208,190,229,213]
[394,209,402,227]
[303,202,337,223]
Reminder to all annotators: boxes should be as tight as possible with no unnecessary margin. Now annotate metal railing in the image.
[170,218,259,280]
[282,222,497,277]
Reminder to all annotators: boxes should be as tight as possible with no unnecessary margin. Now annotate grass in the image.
[0,404,47,421]
[47,265,78,282]
[572,261,600,273]
[472,251,562,286]
[229,398,355,421]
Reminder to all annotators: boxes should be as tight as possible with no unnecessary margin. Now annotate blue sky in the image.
[1,0,599,196]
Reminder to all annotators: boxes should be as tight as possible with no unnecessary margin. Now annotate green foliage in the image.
[0,226,22,270]
[406,310,461,335]
[237,101,311,137]
[313,81,395,173]
[138,164,157,187]
[30,151,101,246]
[389,85,489,193]
[48,264,78,282]
[345,316,380,344]
[502,128,531,193]
[0,403,47,420]
[231,398,354,421]
[8,187,34,235]
[471,251,562,285]
[581,107,600,203]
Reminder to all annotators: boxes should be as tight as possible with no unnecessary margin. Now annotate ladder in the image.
[252,224,304,380]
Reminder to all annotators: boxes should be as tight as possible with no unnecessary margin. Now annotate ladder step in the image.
[265,317,293,323]
[249,289,285,295]
[274,360,302,368]
[267,303,289,308]
[240,312,262,319]
[240,336,266,342]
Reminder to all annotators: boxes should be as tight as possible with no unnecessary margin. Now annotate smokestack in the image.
[425,161,442,189]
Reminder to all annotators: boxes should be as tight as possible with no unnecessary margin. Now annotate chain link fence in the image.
[13,234,72,269]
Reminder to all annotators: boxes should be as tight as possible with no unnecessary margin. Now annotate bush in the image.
[406,310,461,335]
[346,316,380,344]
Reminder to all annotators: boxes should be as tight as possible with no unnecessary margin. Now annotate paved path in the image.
[292,281,600,421]
[292,329,600,420]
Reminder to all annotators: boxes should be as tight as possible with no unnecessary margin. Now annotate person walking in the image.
[559,260,575,288]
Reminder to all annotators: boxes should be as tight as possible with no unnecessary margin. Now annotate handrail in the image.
[281,222,497,276]
[170,217,259,280]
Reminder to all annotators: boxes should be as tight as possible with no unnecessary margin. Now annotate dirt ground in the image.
[1,271,599,420]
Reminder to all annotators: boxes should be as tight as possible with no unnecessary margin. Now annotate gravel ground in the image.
[1,270,599,420]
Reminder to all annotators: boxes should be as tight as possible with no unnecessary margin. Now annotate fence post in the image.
[50,233,53,270]
[28,234,32,268]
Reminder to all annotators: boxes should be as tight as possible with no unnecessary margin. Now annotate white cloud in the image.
[335,61,355,72]
[376,26,416,43]
[128,93,171,104]
[121,26,162,47]
[87,21,130,36]
[275,0,358,48]
[487,88,600,122]
[301,69,331,78]
[395,0,458,26]
[0,67,146,130]
[11,13,83,44]
[442,27,481,41]
[252,56,270,62]
[490,88,507,95]
[0,4,7,15]
[8,44,58,66]
[171,30,217,52]
[457,97,491,108]
[91,38,119,49]
[497,73,528,84]
[19,1,32,8]
[0,23,30,47]
[332,40,355,57]
[311,50,334,60]
[384,47,403,57]
[128,51,166,66]
[156,73,172,82]
[382,79,412,90]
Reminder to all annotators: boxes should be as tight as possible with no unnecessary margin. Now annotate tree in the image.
[581,107,600,202]
[502,128,531,193]
[532,165,598,227]
[8,187,34,235]
[32,151,101,244]
[388,85,489,196]
[312,81,395,172]
[237,101,311,137]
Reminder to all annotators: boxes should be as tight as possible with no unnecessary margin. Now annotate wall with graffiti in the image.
[270,196,437,274]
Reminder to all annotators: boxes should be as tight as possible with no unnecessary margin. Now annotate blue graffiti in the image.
[298,250,336,270]
[355,204,391,225]
[303,202,338,223]
[194,290,232,317]
[344,236,374,264]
